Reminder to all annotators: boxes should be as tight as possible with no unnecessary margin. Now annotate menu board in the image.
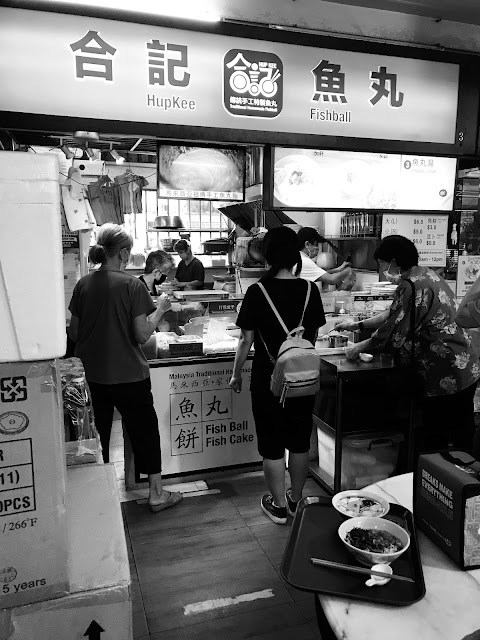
[271,147,457,211]
[457,255,480,298]
[381,214,448,267]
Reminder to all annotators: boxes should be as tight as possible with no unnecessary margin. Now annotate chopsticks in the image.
[310,558,414,583]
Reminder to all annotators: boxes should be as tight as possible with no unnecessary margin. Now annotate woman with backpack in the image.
[229,226,325,524]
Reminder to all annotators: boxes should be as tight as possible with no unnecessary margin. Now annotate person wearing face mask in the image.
[139,250,175,296]
[336,235,480,459]
[296,227,352,285]
[68,223,183,513]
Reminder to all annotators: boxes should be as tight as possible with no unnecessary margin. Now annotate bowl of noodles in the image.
[338,516,410,567]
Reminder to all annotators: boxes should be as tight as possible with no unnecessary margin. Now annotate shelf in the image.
[324,236,381,241]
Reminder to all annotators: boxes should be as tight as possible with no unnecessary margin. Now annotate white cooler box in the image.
[317,423,404,490]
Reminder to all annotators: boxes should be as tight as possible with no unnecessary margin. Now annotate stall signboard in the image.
[149,360,261,475]
[0,7,459,144]
[271,149,457,211]
[381,214,448,266]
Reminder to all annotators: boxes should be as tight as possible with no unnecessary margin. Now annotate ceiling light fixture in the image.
[110,149,125,164]
[61,144,74,159]
[49,0,220,22]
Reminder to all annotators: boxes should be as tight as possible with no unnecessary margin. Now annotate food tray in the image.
[281,496,425,606]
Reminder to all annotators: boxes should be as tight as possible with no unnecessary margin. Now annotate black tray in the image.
[281,496,426,606]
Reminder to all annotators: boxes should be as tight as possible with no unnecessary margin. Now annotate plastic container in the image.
[317,423,404,490]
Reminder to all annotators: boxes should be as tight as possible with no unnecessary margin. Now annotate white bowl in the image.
[338,516,410,567]
[332,490,390,519]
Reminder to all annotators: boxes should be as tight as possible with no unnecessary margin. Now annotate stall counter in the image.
[124,354,260,490]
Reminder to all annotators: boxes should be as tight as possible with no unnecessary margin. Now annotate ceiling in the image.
[322,0,480,26]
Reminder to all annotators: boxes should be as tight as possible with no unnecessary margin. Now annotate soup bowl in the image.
[338,516,410,567]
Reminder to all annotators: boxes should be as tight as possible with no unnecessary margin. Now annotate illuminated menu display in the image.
[271,148,457,211]
[381,214,448,266]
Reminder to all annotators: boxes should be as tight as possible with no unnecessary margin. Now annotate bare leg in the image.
[263,458,286,507]
[148,473,183,511]
[288,451,309,502]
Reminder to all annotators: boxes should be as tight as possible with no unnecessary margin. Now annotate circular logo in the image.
[439,189,447,197]
[0,567,17,584]
[0,411,29,435]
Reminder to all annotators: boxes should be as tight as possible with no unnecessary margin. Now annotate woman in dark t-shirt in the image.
[230,227,325,525]
[69,224,182,513]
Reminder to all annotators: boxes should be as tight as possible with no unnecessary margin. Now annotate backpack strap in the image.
[256,280,312,363]
[257,282,289,334]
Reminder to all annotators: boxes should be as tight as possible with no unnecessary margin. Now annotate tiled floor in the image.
[111,421,330,639]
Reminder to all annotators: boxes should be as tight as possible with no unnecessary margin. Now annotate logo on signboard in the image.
[223,49,283,118]
[0,377,27,403]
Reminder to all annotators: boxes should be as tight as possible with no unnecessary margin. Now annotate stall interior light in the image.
[47,0,221,22]
[84,147,95,160]
[110,149,125,164]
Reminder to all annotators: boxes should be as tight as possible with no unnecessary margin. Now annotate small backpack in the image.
[257,280,321,405]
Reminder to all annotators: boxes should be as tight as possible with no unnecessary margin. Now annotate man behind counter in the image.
[173,239,205,290]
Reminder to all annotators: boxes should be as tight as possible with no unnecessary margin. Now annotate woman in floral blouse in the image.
[337,235,480,458]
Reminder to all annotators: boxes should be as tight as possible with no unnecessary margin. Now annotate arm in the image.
[68,315,79,343]
[335,310,390,332]
[327,261,351,274]
[173,279,204,290]
[456,275,480,328]
[318,266,352,285]
[133,294,171,344]
[229,329,254,393]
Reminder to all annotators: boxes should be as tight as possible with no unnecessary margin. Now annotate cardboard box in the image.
[414,451,480,569]
[0,360,68,608]
[0,151,66,362]
[0,464,132,639]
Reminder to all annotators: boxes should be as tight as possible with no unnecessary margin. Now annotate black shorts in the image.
[251,390,314,460]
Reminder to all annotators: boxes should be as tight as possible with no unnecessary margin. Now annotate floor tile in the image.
[123,493,245,544]
[149,602,314,640]
[133,525,256,572]
[141,549,294,634]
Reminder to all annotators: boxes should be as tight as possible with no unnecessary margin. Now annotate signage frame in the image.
[264,145,459,213]
[0,4,478,155]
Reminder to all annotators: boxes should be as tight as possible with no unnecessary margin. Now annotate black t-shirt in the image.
[176,257,205,288]
[236,278,325,391]
[139,274,166,296]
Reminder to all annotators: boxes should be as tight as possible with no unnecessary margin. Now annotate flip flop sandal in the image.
[149,491,183,513]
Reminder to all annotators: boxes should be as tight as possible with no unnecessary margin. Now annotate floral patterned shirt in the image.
[370,269,480,397]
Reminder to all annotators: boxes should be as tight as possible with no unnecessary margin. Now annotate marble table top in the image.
[318,473,480,640]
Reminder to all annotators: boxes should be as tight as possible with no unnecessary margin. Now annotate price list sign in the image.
[381,214,448,267]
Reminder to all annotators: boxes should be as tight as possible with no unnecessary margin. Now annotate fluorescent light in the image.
[49,0,220,22]
[110,149,125,164]
[85,147,95,160]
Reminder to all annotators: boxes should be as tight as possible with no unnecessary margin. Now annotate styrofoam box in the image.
[317,423,403,491]
[0,152,66,361]
[0,359,68,608]
[2,464,132,639]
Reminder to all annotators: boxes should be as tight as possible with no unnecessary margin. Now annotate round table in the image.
[317,473,480,640]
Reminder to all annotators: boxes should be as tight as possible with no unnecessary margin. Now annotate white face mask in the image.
[383,261,402,284]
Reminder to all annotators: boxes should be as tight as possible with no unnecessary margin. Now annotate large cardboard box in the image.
[0,151,66,362]
[0,360,68,608]
[0,464,132,640]
[414,450,480,569]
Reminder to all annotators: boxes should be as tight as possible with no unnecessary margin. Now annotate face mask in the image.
[383,261,402,284]
[307,245,319,260]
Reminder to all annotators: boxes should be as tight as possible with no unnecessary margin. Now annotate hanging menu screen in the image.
[271,147,457,211]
